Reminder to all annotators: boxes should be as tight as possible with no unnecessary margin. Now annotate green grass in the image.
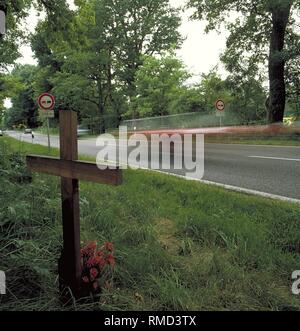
[1,136,300,311]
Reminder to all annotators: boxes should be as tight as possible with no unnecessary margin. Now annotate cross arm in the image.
[26,155,122,186]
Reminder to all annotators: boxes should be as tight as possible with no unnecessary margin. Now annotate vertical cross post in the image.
[58,110,81,299]
[27,109,122,302]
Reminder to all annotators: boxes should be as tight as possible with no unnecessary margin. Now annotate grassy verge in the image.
[1,136,300,311]
[35,127,59,136]
[206,135,300,146]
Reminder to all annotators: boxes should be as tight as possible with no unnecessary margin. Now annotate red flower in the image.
[97,250,104,258]
[81,241,116,293]
[82,276,89,284]
[86,241,97,252]
[104,242,114,252]
[94,256,106,269]
[81,241,97,257]
[86,257,96,268]
[106,254,115,267]
[90,268,99,280]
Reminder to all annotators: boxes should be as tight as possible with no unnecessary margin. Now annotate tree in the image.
[286,56,300,117]
[30,0,183,132]
[98,0,182,116]
[197,69,267,124]
[199,69,233,111]
[132,55,190,118]
[4,65,40,128]
[171,87,206,114]
[45,0,125,133]
[31,21,68,122]
[188,0,300,123]
[0,1,23,71]
[0,71,23,116]
[226,76,267,124]
[0,0,72,71]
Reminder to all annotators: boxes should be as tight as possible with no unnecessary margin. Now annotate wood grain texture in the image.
[26,110,122,300]
[59,110,78,161]
[58,110,81,299]
[58,176,81,299]
[26,155,122,186]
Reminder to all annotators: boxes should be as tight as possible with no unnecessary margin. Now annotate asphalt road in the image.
[6,131,300,200]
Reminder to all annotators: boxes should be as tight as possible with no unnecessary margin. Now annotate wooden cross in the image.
[26,110,122,300]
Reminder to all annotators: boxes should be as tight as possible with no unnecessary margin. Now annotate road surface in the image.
[6,131,300,200]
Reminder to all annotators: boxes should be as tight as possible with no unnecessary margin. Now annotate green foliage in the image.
[0,138,61,307]
[286,56,300,118]
[0,73,23,117]
[199,69,267,124]
[25,0,182,132]
[0,0,72,71]
[131,55,191,117]
[170,87,206,115]
[199,69,233,109]
[4,65,40,128]
[226,75,267,123]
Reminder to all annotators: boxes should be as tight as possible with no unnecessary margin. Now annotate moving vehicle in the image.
[77,127,91,137]
[24,128,32,134]
[0,130,3,136]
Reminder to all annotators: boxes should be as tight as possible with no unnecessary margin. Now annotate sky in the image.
[17,0,228,82]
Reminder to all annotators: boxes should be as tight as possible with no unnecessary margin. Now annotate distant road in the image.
[6,131,300,200]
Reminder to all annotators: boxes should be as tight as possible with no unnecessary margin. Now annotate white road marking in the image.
[249,156,300,162]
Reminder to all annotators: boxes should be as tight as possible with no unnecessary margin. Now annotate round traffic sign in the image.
[38,93,55,111]
[215,99,225,112]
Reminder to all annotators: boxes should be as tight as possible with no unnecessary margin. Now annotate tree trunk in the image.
[97,80,106,134]
[107,51,122,127]
[98,103,106,134]
[126,61,141,120]
[267,3,292,123]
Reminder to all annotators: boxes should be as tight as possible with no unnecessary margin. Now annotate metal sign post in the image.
[215,99,226,127]
[46,116,51,154]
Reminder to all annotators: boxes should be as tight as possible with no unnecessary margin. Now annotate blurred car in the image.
[77,127,91,137]
[24,128,32,134]
[0,130,3,136]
